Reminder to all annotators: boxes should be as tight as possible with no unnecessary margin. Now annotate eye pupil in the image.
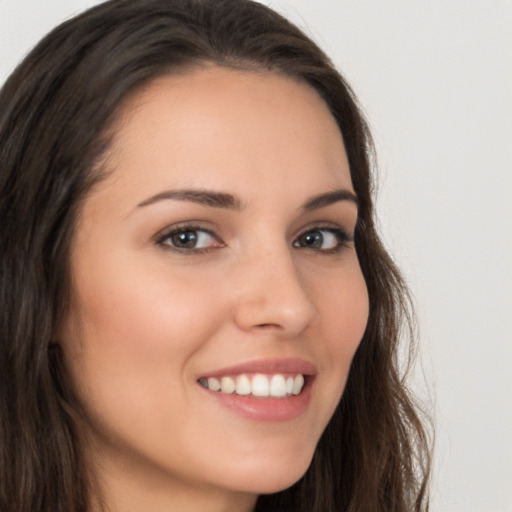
[299,230,323,248]
[172,231,198,248]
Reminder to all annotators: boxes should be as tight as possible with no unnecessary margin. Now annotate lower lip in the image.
[200,378,314,422]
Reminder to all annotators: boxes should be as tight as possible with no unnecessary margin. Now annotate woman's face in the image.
[60,67,369,510]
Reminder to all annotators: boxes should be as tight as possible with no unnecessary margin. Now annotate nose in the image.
[232,245,318,336]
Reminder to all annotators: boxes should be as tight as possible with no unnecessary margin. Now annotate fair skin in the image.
[60,67,369,512]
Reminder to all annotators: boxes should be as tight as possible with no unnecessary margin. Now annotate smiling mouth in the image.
[198,373,306,398]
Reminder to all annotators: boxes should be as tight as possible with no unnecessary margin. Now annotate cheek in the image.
[320,264,368,350]
[68,259,221,355]
[312,262,369,395]
[60,256,228,422]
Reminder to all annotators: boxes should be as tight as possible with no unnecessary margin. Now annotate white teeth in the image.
[286,376,294,395]
[270,374,287,398]
[251,374,270,397]
[207,377,221,391]
[200,373,306,398]
[220,376,235,394]
[235,375,251,395]
[292,374,304,395]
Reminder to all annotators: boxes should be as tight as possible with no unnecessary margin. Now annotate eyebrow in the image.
[302,189,358,212]
[136,187,358,211]
[137,189,245,210]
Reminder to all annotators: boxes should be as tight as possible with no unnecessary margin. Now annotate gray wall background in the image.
[1,1,511,511]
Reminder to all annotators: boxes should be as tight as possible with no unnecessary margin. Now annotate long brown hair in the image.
[0,1,431,510]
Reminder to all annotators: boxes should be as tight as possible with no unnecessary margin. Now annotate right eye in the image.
[157,226,224,253]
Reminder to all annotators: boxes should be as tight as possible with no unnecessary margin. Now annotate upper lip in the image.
[197,358,317,379]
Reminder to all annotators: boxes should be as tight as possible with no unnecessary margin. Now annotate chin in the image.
[249,470,309,495]
[221,446,315,495]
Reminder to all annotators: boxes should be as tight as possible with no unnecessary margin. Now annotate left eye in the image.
[293,228,348,251]
[159,228,219,250]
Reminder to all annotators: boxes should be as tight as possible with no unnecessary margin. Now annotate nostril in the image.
[255,323,282,330]
[231,263,318,335]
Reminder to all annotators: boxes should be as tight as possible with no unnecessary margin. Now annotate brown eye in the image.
[170,230,200,248]
[159,228,221,251]
[296,229,325,249]
[293,228,350,251]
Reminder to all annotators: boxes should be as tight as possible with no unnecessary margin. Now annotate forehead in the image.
[95,66,352,209]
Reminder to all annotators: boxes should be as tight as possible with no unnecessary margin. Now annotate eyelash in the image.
[293,225,353,254]
[155,224,222,255]
[155,223,354,255]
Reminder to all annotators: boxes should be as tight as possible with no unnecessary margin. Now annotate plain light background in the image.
[1,1,511,511]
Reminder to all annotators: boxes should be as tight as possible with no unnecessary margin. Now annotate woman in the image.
[0,0,431,510]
